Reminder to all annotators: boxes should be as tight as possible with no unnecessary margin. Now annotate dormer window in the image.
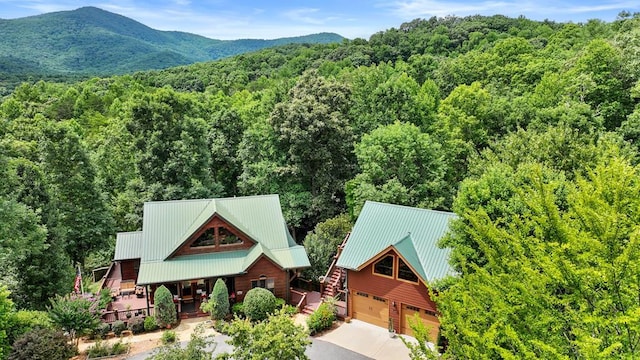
[191,226,244,248]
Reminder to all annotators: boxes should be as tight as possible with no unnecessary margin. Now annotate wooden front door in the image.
[352,290,388,329]
[400,304,439,341]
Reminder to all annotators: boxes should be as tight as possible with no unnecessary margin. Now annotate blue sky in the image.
[1,0,639,40]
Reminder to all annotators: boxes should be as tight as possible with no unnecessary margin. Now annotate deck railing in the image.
[290,288,307,312]
[100,306,153,323]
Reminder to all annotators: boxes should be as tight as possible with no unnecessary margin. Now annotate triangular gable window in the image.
[373,255,394,278]
[192,228,215,247]
[190,225,244,248]
[397,258,419,283]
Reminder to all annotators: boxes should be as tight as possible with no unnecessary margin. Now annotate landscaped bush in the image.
[86,339,129,358]
[154,285,176,328]
[307,303,335,335]
[8,328,77,360]
[161,330,177,344]
[283,304,299,316]
[112,320,126,335]
[243,288,277,321]
[127,316,145,334]
[7,310,52,345]
[274,298,297,316]
[97,288,112,311]
[94,322,111,339]
[232,302,244,317]
[211,279,230,320]
[144,315,159,332]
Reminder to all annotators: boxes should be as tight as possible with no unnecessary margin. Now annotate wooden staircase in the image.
[320,233,350,302]
[321,267,345,300]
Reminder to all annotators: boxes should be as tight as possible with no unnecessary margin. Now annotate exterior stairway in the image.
[321,267,345,300]
[319,233,350,304]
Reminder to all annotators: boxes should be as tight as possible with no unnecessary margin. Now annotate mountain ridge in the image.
[0,6,343,75]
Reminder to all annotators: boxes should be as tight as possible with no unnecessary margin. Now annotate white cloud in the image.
[385,0,639,19]
[283,8,325,25]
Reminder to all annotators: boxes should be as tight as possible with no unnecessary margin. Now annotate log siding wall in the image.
[347,249,438,334]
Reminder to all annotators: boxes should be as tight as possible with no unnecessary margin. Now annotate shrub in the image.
[97,288,112,311]
[243,288,277,321]
[232,302,244,317]
[7,310,52,345]
[47,293,101,345]
[144,315,159,332]
[200,279,230,320]
[161,330,177,345]
[283,304,299,316]
[154,285,176,328]
[151,325,211,360]
[8,328,77,360]
[221,308,310,359]
[112,320,126,335]
[86,339,130,358]
[307,302,335,335]
[94,322,111,339]
[275,298,285,308]
[128,316,145,334]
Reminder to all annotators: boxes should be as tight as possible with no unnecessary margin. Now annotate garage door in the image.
[352,291,388,329]
[401,304,440,341]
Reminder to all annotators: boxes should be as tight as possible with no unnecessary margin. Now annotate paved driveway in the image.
[126,334,372,359]
[316,320,413,360]
[126,319,413,360]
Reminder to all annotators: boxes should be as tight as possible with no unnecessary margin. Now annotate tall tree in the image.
[269,70,355,232]
[346,121,446,217]
[125,88,223,202]
[40,121,114,266]
[302,214,352,282]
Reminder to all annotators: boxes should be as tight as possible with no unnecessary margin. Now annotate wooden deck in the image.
[101,262,152,323]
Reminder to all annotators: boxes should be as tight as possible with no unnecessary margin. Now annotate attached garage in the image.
[352,290,389,328]
[401,304,439,341]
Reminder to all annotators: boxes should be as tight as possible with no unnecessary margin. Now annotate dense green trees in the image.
[302,214,352,282]
[346,121,446,216]
[2,12,640,357]
[437,154,640,358]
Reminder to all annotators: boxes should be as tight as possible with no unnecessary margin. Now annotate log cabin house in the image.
[109,194,310,318]
[334,201,455,341]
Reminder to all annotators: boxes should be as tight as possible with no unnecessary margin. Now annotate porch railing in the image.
[290,288,307,312]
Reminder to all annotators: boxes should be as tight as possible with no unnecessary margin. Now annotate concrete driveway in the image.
[127,334,372,359]
[125,318,414,359]
[316,319,413,360]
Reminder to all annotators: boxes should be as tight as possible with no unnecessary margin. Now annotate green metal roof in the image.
[114,231,142,260]
[336,201,456,282]
[138,249,254,285]
[116,194,310,285]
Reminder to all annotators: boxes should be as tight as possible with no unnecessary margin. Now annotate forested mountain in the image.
[2,11,640,358]
[0,6,342,76]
